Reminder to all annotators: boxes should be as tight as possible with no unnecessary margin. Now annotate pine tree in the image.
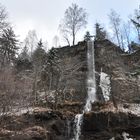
[95,23,106,41]
[15,45,32,71]
[32,39,47,70]
[0,27,18,66]
[84,31,93,41]
[19,45,29,60]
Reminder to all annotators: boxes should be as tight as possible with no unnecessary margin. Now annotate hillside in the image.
[0,40,140,140]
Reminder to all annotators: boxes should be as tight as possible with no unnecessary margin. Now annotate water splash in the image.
[73,41,97,140]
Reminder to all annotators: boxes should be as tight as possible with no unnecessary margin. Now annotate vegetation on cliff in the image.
[0,1,139,140]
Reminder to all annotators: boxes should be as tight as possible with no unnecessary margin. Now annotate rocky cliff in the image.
[94,40,140,103]
[0,40,140,140]
[49,39,140,104]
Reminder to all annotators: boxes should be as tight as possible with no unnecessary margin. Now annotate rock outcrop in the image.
[0,107,75,140]
[1,104,140,140]
[94,40,140,103]
[0,40,140,140]
[82,109,140,140]
[47,40,140,104]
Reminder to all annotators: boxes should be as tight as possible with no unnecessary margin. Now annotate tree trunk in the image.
[72,29,75,46]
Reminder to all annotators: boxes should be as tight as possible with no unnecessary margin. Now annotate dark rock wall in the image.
[50,40,140,103]
[82,111,140,140]
[51,41,88,102]
[94,40,140,103]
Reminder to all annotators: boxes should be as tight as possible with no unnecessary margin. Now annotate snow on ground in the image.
[101,102,140,116]
[0,107,34,116]
[118,104,140,116]
[122,132,135,140]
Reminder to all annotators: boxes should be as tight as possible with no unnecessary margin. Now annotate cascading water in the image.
[73,114,83,140]
[84,41,97,112]
[72,41,97,140]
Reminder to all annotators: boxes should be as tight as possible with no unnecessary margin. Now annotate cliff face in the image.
[1,104,140,140]
[49,41,88,102]
[94,40,140,103]
[50,40,140,104]
[82,110,140,140]
[0,40,140,140]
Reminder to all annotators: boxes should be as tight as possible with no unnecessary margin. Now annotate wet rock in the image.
[82,110,140,140]
[33,107,64,120]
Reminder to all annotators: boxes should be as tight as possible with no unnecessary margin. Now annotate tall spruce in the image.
[0,27,18,66]
[32,39,47,70]
[84,31,93,41]
[95,23,106,41]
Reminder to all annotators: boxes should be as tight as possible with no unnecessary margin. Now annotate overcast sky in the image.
[0,0,139,46]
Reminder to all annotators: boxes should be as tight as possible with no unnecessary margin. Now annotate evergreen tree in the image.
[15,45,32,71]
[0,3,9,34]
[19,45,29,60]
[95,23,106,41]
[32,39,47,70]
[41,47,60,90]
[0,27,18,66]
[84,31,93,41]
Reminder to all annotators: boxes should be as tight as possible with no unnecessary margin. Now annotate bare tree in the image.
[0,3,9,34]
[122,21,133,52]
[24,30,38,57]
[52,35,59,48]
[32,40,47,104]
[59,3,87,46]
[43,40,48,52]
[59,27,70,46]
[131,7,140,41]
[108,9,122,47]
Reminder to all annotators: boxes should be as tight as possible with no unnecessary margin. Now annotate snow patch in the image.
[109,137,115,140]
[119,104,140,116]
[122,132,135,140]
[0,107,33,116]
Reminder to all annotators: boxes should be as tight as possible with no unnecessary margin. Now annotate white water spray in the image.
[73,114,83,140]
[73,41,97,140]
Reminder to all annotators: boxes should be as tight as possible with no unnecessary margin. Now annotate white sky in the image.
[0,0,139,47]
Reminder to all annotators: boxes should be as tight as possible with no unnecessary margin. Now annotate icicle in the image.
[99,70,111,101]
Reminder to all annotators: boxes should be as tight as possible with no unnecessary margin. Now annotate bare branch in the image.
[59,3,87,46]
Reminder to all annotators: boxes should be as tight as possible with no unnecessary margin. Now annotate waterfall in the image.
[84,41,97,112]
[72,41,97,140]
[73,114,83,140]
